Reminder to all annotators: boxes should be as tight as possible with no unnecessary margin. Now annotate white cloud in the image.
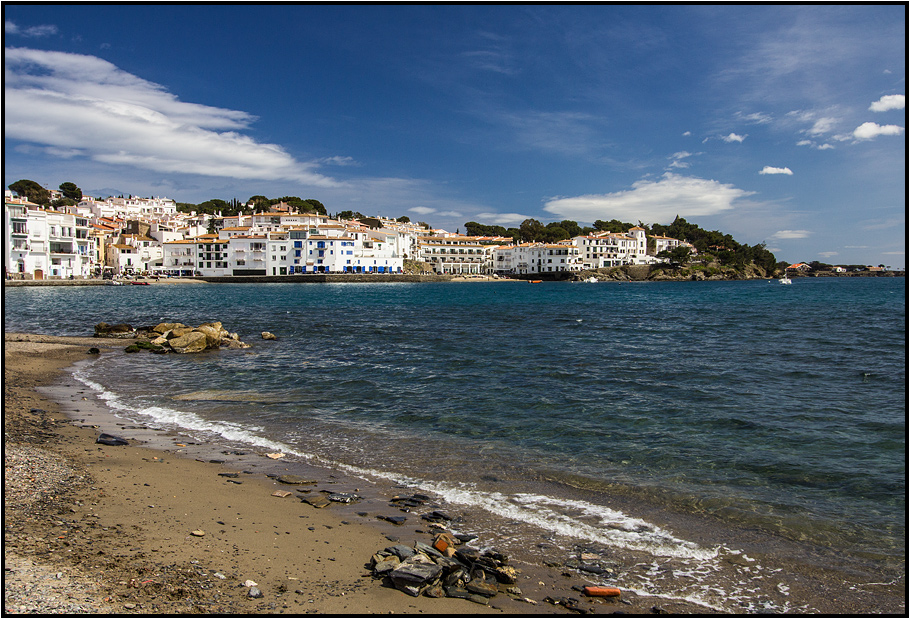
[722,133,746,143]
[869,94,905,112]
[759,166,793,175]
[473,212,532,225]
[818,251,839,258]
[853,122,905,140]
[543,173,754,225]
[682,131,692,136]
[667,151,694,169]
[5,21,58,37]
[409,206,437,215]
[769,230,811,240]
[807,117,838,136]
[4,47,338,186]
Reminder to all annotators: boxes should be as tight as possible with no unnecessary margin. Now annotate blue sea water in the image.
[5,277,906,608]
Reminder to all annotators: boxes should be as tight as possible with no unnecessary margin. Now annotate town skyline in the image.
[4,5,906,267]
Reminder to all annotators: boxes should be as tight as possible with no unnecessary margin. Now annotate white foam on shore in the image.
[416,482,720,561]
[70,366,800,614]
[72,370,309,459]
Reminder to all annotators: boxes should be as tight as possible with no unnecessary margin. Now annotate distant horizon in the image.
[4,5,905,267]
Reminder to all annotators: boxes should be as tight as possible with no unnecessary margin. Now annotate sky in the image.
[4,4,906,266]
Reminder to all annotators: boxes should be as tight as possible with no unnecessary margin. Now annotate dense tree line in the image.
[176,196,328,217]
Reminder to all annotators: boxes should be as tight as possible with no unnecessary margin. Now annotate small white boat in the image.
[105,280,123,286]
[778,276,792,285]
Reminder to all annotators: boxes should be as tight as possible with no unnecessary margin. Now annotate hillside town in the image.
[4,190,697,280]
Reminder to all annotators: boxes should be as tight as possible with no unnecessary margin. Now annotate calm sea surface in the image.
[5,277,905,609]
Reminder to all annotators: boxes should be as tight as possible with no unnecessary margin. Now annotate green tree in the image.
[196,199,231,215]
[543,223,569,242]
[50,197,77,208]
[658,245,691,266]
[337,210,366,220]
[9,179,50,205]
[593,218,634,233]
[58,181,83,202]
[303,199,327,215]
[519,218,545,242]
[397,215,411,223]
[247,195,271,213]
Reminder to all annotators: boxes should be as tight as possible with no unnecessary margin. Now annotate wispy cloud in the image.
[543,173,754,224]
[818,251,839,258]
[759,166,793,175]
[493,109,603,157]
[473,212,533,226]
[5,21,58,38]
[667,151,696,169]
[4,47,338,186]
[806,117,838,136]
[869,94,905,112]
[853,122,905,140]
[796,139,835,150]
[735,111,773,124]
[721,132,747,143]
[769,230,811,240]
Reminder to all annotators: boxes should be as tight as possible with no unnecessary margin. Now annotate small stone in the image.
[272,490,292,498]
[304,496,331,509]
[190,530,205,537]
[248,587,263,598]
[261,332,277,340]
[243,580,258,587]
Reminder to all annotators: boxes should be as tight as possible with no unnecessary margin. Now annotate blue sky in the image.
[4,4,906,266]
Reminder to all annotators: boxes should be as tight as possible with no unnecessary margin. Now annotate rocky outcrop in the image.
[94,322,137,338]
[93,320,251,354]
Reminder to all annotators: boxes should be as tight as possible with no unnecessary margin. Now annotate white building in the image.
[571,227,650,268]
[493,243,582,276]
[4,198,94,279]
[650,234,696,259]
[417,236,510,274]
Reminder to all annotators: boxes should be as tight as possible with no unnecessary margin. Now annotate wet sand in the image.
[5,333,718,615]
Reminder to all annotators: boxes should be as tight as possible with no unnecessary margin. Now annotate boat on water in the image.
[529,280,543,284]
[779,276,792,285]
[131,281,151,286]
[105,280,123,286]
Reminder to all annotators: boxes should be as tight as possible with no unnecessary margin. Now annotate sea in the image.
[4,277,906,612]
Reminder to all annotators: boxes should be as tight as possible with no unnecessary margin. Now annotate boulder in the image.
[168,331,209,353]
[169,327,195,338]
[194,325,222,348]
[261,331,277,340]
[153,322,186,334]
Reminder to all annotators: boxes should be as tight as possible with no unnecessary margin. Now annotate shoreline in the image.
[5,334,721,615]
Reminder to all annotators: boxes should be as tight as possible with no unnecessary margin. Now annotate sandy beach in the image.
[4,333,715,615]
